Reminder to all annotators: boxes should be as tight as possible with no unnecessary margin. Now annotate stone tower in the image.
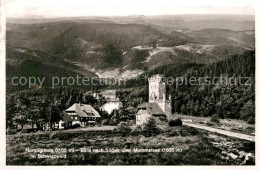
[148,74,172,118]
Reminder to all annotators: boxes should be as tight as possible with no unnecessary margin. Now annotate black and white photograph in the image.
[0,0,257,167]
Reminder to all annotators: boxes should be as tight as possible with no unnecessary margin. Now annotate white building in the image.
[65,103,101,126]
[136,74,171,125]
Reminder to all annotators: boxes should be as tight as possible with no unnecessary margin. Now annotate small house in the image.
[136,103,167,125]
[65,103,101,126]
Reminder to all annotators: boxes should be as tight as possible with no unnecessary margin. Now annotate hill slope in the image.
[6,46,103,93]
[6,18,254,79]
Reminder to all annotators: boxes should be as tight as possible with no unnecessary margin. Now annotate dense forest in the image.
[6,86,137,131]
[6,87,106,130]
[6,50,255,131]
[116,50,255,123]
[170,50,255,123]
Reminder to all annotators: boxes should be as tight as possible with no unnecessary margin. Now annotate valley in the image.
[6,15,254,82]
[5,14,255,166]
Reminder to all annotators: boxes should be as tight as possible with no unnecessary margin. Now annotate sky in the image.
[2,0,255,18]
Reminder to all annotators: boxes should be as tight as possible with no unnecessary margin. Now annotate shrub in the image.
[168,118,182,127]
[6,128,17,135]
[186,127,199,136]
[143,117,160,137]
[117,121,132,136]
[180,129,190,137]
[19,129,35,133]
[72,123,81,129]
[167,129,180,137]
[101,119,110,125]
[247,116,255,124]
[155,116,168,125]
[206,122,214,126]
[49,132,73,140]
[211,114,220,123]
[131,125,143,135]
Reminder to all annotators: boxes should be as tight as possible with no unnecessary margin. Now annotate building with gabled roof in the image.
[65,103,101,126]
[136,102,167,125]
[137,103,166,116]
[136,74,171,125]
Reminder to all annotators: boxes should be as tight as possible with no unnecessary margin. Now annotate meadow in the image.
[6,126,250,165]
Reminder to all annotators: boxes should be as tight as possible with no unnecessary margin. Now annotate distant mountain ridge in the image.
[6,16,255,87]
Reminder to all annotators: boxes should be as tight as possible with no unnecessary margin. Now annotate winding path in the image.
[183,123,255,142]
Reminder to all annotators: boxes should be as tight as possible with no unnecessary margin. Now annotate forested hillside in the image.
[170,51,255,123]
[7,19,253,72]
[6,46,102,93]
[116,51,255,123]
[6,16,255,125]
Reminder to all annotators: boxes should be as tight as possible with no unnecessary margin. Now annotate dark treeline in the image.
[170,50,255,123]
[6,86,137,131]
[195,50,255,77]
[115,50,255,123]
[6,87,107,131]
[6,50,255,131]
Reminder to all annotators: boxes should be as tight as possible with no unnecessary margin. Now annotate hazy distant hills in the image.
[6,20,191,70]
[144,18,254,31]
[7,21,82,51]
[186,28,254,48]
[6,46,102,93]
[7,21,190,51]
[6,15,255,88]
[8,14,254,31]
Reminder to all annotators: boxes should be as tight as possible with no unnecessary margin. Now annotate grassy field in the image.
[6,125,254,165]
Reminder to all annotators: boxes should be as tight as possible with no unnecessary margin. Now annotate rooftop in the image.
[137,102,166,116]
[65,103,101,118]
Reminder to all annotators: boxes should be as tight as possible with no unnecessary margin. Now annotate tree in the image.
[13,105,28,130]
[169,118,182,127]
[180,104,186,114]
[240,100,255,124]
[6,95,17,129]
[211,114,220,124]
[143,117,160,137]
[186,100,194,115]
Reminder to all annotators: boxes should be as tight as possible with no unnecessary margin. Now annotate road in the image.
[183,123,255,142]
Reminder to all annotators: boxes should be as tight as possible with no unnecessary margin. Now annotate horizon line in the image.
[6,13,255,19]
